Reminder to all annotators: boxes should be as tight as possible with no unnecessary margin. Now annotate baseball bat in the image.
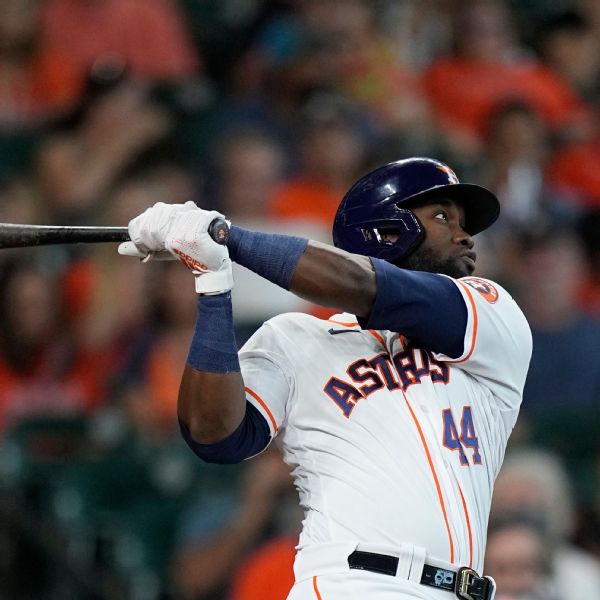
[0,218,230,249]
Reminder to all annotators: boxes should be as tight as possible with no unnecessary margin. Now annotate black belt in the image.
[348,550,494,600]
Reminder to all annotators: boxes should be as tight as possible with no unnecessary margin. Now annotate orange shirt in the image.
[424,58,587,142]
[547,140,600,207]
[0,49,81,127]
[40,0,200,81]
[0,349,105,435]
[269,179,345,227]
[230,535,296,600]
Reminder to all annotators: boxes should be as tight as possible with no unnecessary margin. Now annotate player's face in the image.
[397,199,476,278]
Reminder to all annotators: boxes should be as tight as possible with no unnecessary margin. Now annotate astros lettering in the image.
[324,346,449,418]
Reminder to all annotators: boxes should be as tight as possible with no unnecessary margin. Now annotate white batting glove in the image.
[118,200,234,294]
[164,213,234,295]
[118,201,196,261]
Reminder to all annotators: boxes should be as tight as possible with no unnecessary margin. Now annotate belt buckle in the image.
[456,567,492,600]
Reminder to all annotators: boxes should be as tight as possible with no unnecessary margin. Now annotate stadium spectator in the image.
[0,0,81,130]
[39,0,200,84]
[536,9,600,105]
[0,259,106,436]
[0,0,82,180]
[208,128,322,334]
[33,64,174,223]
[423,0,589,157]
[211,128,287,220]
[268,92,370,228]
[485,517,559,600]
[481,101,550,229]
[546,102,600,209]
[491,448,600,600]
[514,228,600,416]
[170,446,298,600]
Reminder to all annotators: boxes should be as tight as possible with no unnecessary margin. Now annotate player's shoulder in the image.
[456,275,532,344]
[456,276,510,305]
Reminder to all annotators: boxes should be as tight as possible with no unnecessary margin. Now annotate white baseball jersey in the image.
[239,276,532,579]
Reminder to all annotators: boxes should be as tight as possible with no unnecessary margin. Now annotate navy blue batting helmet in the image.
[332,157,500,263]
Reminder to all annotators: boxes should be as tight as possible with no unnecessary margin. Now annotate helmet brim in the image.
[402,183,500,236]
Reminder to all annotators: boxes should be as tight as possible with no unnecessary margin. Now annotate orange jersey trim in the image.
[403,393,455,563]
[328,318,359,327]
[245,387,278,433]
[368,329,386,347]
[457,481,473,568]
[312,576,323,600]
[453,282,478,363]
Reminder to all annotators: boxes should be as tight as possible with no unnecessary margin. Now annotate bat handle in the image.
[208,217,230,245]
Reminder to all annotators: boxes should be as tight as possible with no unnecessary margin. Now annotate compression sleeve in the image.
[364,258,468,358]
[179,401,271,464]
[227,226,308,290]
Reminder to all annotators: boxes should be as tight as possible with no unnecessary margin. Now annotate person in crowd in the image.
[485,517,559,600]
[513,227,600,416]
[33,63,174,224]
[536,9,600,105]
[0,0,81,130]
[170,446,298,600]
[491,447,600,600]
[0,259,106,436]
[423,0,589,157]
[39,0,200,84]
[546,100,600,209]
[268,92,370,228]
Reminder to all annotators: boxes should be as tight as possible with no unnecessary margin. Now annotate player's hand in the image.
[118,200,234,294]
[118,201,194,261]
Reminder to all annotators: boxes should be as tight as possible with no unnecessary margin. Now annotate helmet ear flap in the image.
[333,204,425,263]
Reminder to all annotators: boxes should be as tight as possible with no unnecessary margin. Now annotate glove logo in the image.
[172,248,209,273]
[463,277,499,304]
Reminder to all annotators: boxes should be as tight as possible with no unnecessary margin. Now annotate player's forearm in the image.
[228,226,377,317]
[291,240,376,317]
[178,292,246,444]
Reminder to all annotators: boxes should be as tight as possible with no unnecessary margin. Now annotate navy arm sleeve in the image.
[363,258,468,358]
[179,401,271,464]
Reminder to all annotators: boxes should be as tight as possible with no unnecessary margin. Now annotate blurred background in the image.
[0,0,598,599]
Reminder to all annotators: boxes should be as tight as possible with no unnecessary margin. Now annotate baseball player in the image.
[119,158,532,599]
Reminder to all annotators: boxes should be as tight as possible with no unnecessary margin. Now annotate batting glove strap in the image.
[194,257,234,295]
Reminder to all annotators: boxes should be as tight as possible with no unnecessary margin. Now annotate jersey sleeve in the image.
[434,277,532,404]
[238,317,297,442]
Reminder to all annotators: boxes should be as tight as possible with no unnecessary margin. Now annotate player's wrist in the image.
[187,292,240,374]
[226,225,308,290]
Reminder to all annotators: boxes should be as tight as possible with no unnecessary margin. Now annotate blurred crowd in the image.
[0,0,598,599]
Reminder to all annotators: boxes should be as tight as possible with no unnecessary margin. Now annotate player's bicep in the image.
[179,401,270,464]
[364,258,468,358]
